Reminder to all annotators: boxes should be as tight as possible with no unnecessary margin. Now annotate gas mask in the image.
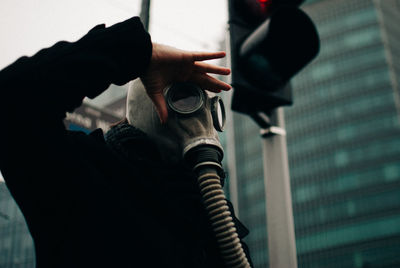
[126,79,251,268]
[126,79,226,164]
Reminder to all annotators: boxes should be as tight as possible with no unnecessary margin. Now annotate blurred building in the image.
[0,183,35,268]
[288,0,400,267]
[224,0,400,267]
[223,111,269,267]
[64,101,121,133]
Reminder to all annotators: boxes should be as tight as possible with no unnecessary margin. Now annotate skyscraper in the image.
[225,0,400,267]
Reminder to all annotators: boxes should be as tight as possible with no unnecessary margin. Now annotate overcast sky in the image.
[0,0,228,69]
[0,0,229,181]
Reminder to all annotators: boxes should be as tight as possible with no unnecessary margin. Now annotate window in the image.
[335,151,349,167]
[297,214,400,254]
[316,8,377,37]
[383,164,400,182]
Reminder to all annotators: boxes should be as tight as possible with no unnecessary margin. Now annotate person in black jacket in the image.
[0,17,250,267]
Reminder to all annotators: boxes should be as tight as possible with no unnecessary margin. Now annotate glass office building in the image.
[288,0,400,267]
[0,183,35,268]
[224,107,269,267]
[225,0,400,267]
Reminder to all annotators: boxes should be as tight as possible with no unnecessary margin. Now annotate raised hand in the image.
[140,43,231,123]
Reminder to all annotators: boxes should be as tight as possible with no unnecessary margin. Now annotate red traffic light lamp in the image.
[228,0,319,122]
[239,7,319,92]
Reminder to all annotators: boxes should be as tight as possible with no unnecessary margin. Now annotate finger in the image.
[191,73,232,92]
[192,51,226,61]
[148,92,168,124]
[194,62,231,75]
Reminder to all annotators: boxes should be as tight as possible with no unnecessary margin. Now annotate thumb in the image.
[148,92,168,124]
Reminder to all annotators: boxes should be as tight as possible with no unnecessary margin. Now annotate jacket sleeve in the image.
[0,17,151,210]
[0,16,152,119]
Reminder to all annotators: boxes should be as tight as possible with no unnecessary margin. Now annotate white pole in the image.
[262,108,298,268]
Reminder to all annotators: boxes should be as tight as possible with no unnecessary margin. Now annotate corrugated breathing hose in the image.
[186,146,251,268]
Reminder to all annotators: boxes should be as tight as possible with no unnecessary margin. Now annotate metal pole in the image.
[139,0,151,31]
[261,108,298,268]
[224,29,240,215]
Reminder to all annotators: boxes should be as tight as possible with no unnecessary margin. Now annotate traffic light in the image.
[228,0,320,121]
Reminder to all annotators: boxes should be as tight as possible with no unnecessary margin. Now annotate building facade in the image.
[287,0,400,267]
[0,183,35,268]
[225,0,400,267]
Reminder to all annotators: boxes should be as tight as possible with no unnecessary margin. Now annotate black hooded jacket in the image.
[0,17,251,267]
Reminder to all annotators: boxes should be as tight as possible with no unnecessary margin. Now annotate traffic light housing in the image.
[228,0,320,119]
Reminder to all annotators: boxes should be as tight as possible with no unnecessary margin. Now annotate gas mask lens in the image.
[166,83,204,114]
[165,82,226,132]
[211,96,226,132]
